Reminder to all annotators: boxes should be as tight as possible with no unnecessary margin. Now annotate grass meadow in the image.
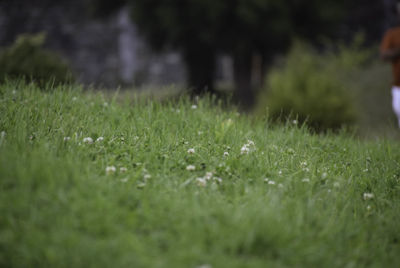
[1,81,400,267]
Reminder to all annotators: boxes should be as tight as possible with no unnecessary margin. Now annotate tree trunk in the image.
[183,45,216,96]
[233,49,254,109]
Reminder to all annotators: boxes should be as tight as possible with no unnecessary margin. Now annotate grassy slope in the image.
[1,82,400,268]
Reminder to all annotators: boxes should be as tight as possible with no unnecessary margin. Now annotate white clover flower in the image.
[187,148,195,154]
[322,172,328,179]
[367,205,371,211]
[214,177,223,183]
[72,97,77,101]
[264,178,269,183]
[191,104,198,109]
[278,170,282,175]
[63,136,71,141]
[300,161,308,167]
[96,137,104,142]
[302,178,310,183]
[240,145,250,155]
[223,151,229,157]
[247,140,255,146]
[83,137,93,144]
[196,177,207,187]
[293,119,298,125]
[106,166,116,174]
[120,177,129,183]
[144,174,152,180]
[268,180,276,185]
[120,167,128,173]
[184,141,189,145]
[363,192,374,200]
[205,172,213,180]
[186,165,196,171]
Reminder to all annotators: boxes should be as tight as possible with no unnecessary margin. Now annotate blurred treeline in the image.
[87,0,387,106]
[0,0,397,133]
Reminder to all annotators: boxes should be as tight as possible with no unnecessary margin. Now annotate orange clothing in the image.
[381,27,400,86]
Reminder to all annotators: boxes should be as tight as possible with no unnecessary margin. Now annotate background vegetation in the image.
[0,33,74,87]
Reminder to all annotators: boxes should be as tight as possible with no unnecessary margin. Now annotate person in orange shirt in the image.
[381,1,400,127]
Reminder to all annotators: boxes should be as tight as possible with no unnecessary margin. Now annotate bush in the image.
[257,41,371,132]
[0,33,74,87]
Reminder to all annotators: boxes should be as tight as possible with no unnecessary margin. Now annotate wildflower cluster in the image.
[196,172,222,187]
[240,140,256,155]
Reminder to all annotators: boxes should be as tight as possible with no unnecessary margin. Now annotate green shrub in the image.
[0,33,74,87]
[257,41,370,132]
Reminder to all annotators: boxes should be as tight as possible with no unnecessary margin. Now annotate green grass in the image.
[1,81,400,267]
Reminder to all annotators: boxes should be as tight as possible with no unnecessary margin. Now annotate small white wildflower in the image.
[247,140,255,146]
[322,172,328,179]
[205,172,213,180]
[302,178,310,183]
[12,90,17,95]
[278,170,282,175]
[72,97,77,101]
[120,177,129,183]
[363,192,374,200]
[144,174,152,180]
[63,136,71,141]
[103,102,108,107]
[197,131,203,135]
[300,161,308,167]
[263,178,269,183]
[293,119,298,125]
[367,205,371,211]
[120,167,128,173]
[268,180,276,185]
[240,145,250,155]
[186,165,196,171]
[96,137,104,142]
[214,177,222,183]
[106,166,116,174]
[363,169,369,173]
[187,148,195,154]
[184,141,189,145]
[191,104,198,109]
[303,167,310,172]
[83,137,93,144]
[223,151,229,157]
[196,177,207,187]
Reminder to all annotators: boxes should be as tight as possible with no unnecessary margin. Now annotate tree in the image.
[87,0,351,106]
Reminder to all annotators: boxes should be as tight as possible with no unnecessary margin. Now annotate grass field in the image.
[1,81,400,267]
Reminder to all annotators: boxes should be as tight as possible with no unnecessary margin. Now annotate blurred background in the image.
[0,0,399,136]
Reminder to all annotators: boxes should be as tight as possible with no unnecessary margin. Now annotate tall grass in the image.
[1,81,400,267]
